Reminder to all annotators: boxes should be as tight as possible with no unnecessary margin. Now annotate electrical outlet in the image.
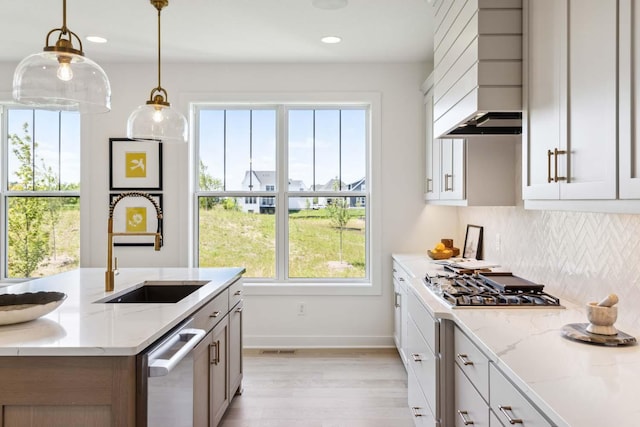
[495,233,501,252]
[297,302,306,316]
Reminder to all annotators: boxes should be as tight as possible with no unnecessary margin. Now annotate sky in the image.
[198,107,367,192]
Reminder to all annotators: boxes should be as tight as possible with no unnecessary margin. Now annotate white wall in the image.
[0,62,457,348]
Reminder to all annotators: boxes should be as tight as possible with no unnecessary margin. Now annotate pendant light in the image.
[127,0,188,143]
[12,0,111,113]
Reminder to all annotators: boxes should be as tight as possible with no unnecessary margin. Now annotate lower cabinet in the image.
[210,318,230,426]
[406,288,440,426]
[393,261,410,368]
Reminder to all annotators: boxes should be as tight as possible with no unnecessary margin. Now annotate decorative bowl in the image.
[427,250,453,260]
[0,292,67,326]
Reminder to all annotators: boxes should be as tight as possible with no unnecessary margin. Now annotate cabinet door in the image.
[393,280,402,351]
[425,89,441,200]
[561,0,617,199]
[193,330,213,427]
[619,0,640,198]
[440,138,464,200]
[210,317,229,427]
[523,0,564,199]
[454,365,489,427]
[229,300,243,396]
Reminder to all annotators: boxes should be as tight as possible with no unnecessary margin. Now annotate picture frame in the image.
[109,137,162,190]
[463,224,483,259]
[109,193,163,247]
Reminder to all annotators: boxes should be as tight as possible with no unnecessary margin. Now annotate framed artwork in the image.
[463,224,483,259]
[109,137,162,190]
[109,193,163,247]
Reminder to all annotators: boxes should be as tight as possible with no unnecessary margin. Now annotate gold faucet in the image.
[105,191,163,292]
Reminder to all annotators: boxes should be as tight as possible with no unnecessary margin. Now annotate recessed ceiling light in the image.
[86,36,107,44]
[312,0,348,10]
[321,36,342,44]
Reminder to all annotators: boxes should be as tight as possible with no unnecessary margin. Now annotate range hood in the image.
[431,0,523,138]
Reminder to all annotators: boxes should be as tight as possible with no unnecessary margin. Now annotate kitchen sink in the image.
[100,281,209,303]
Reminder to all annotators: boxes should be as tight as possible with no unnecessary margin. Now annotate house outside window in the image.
[195,105,369,283]
[1,107,81,279]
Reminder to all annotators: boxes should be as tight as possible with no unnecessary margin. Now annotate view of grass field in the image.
[199,205,366,279]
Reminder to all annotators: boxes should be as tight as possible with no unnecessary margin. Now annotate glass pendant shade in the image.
[127,103,188,143]
[13,51,111,113]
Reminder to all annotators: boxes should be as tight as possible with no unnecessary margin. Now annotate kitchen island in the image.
[0,267,244,426]
[394,254,640,427]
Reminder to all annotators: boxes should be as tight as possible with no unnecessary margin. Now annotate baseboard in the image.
[243,334,394,349]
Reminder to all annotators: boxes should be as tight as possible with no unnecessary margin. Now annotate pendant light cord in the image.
[156,4,162,92]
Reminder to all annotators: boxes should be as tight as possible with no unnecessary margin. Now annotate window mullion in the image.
[278,105,288,281]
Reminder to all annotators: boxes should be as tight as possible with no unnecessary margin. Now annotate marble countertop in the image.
[0,267,244,356]
[393,254,640,427]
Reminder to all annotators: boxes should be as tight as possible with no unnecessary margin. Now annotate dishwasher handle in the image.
[148,328,206,377]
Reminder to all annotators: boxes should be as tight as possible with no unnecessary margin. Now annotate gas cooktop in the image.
[424,271,562,308]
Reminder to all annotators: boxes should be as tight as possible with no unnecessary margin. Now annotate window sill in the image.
[242,281,380,296]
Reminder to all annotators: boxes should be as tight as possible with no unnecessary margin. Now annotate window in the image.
[2,107,81,279]
[195,105,369,283]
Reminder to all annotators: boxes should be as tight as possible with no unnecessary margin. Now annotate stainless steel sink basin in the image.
[101,281,209,303]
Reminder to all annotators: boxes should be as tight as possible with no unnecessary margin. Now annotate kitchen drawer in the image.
[454,364,489,427]
[489,363,554,427]
[454,324,489,401]
[407,315,438,418]
[393,261,411,288]
[229,279,243,308]
[408,289,439,354]
[408,367,437,427]
[193,289,229,331]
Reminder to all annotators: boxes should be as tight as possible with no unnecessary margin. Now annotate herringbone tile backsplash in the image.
[458,207,640,333]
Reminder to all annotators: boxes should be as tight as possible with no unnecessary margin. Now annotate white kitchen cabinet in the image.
[454,364,489,427]
[619,0,640,198]
[489,363,554,427]
[406,288,440,426]
[523,0,617,201]
[393,261,409,368]
[423,75,516,206]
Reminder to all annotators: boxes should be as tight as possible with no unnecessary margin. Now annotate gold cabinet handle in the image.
[210,311,221,318]
[498,405,523,424]
[547,149,553,183]
[235,307,243,313]
[456,353,474,366]
[234,290,242,296]
[457,410,475,425]
[554,148,567,182]
[411,407,424,418]
[411,353,424,362]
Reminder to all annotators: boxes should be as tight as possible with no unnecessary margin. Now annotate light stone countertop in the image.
[0,267,244,356]
[393,253,640,427]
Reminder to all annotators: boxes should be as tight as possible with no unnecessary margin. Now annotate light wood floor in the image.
[219,348,413,427]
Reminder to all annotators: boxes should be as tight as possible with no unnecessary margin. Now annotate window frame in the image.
[189,92,381,296]
[0,105,81,281]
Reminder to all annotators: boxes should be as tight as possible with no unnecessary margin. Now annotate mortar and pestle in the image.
[586,294,619,335]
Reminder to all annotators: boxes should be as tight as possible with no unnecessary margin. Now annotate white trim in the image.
[243,334,394,349]
[187,91,382,297]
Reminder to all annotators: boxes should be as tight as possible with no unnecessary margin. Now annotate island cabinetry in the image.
[406,288,440,426]
[452,325,489,427]
[393,260,409,368]
[0,356,136,426]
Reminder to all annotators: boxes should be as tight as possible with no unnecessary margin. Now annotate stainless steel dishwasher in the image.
[137,318,206,427]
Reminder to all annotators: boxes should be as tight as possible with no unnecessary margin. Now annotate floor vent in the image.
[260,349,296,355]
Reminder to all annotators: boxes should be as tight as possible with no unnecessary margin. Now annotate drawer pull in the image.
[456,353,474,366]
[235,307,243,313]
[210,341,220,365]
[411,353,424,362]
[410,407,424,418]
[457,410,474,425]
[210,311,221,318]
[498,405,523,424]
[234,290,242,296]
[394,292,401,308]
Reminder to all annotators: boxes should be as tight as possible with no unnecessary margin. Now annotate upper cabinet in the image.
[523,0,617,202]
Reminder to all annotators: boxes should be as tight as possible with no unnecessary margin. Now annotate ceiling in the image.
[3,0,435,64]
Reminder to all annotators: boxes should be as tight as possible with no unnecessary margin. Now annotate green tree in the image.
[326,179,349,263]
[7,124,50,277]
[199,160,223,210]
